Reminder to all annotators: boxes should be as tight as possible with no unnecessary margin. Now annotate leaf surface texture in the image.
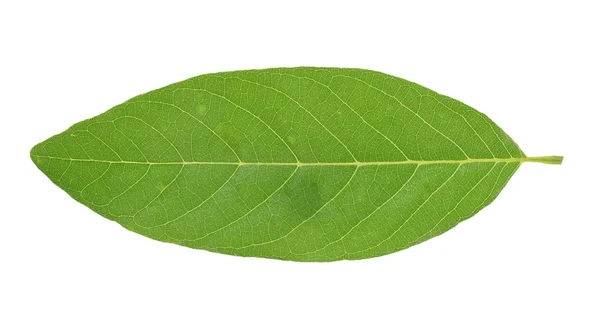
[32,68,549,261]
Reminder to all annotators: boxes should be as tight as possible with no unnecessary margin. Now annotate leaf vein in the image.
[142,165,241,229]
[221,75,359,162]
[278,72,411,160]
[188,165,299,242]
[349,164,463,256]
[127,100,242,162]
[173,87,300,162]
[333,74,472,159]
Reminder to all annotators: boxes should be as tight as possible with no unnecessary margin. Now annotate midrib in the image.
[32,155,563,166]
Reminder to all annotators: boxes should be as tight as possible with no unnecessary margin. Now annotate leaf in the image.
[30,67,562,261]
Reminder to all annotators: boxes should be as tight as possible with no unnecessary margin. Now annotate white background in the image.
[1,1,598,330]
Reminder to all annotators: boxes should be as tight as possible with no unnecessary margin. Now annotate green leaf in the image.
[31,67,562,261]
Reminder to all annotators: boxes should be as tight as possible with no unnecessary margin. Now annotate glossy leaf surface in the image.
[31,68,562,261]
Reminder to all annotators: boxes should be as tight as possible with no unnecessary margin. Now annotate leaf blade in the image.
[31,67,559,261]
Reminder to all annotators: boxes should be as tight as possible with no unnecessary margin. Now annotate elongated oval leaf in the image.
[31,67,562,261]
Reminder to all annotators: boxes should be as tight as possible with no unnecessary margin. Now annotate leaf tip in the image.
[30,143,43,166]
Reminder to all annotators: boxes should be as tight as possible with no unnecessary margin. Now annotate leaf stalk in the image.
[523,156,563,165]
